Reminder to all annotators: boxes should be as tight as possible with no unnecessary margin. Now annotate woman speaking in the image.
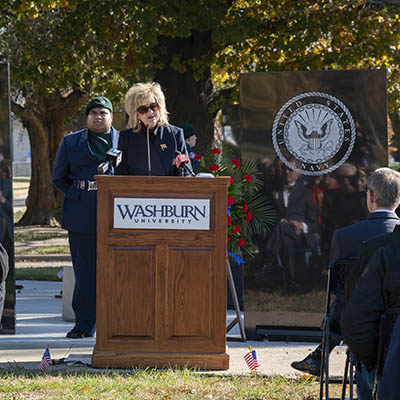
[116,82,192,176]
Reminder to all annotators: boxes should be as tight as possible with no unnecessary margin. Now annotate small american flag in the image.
[38,347,52,371]
[243,348,260,371]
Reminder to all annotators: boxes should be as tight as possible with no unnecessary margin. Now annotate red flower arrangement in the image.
[208,164,219,172]
[245,211,253,222]
[232,224,240,234]
[237,238,245,247]
[243,173,252,183]
[198,145,275,259]
[193,154,202,161]
[232,159,241,168]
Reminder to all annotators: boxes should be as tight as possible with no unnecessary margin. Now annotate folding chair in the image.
[319,258,358,400]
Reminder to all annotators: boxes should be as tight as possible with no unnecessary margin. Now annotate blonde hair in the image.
[125,82,169,131]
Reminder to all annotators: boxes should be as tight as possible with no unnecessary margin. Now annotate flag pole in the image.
[249,346,257,376]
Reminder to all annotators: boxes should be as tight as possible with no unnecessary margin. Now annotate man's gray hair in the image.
[368,167,400,209]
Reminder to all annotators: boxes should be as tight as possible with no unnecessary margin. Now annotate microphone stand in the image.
[182,163,196,177]
[146,124,152,176]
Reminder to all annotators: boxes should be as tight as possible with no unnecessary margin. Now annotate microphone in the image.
[174,151,195,176]
[97,148,122,175]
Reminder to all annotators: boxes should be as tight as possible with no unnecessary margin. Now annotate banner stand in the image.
[226,259,246,341]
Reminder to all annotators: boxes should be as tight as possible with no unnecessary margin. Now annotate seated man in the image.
[266,161,319,286]
[341,228,400,400]
[291,167,400,375]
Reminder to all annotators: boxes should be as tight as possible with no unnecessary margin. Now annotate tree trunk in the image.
[389,111,400,160]
[13,88,91,226]
[153,30,217,154]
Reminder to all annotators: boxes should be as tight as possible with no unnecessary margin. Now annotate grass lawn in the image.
[15,245,70,255]
[15,267,61,281]
[14,231,68,242]
[0,370,346,399]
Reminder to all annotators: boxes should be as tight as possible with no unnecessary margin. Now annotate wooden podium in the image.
[92,175,230,370]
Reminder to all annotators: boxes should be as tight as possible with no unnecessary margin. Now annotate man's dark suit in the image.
[271,178,318,232]
[330,211,400,262]
[341,229,400,399]
[267,177,318,282]
[328,211,400,338]
[52,127,119,336]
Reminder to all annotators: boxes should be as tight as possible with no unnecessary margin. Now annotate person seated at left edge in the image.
[115,82,192,176]
[52,96,119,339]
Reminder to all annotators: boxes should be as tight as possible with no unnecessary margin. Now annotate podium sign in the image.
[92,175,230,369]
[114,197,210,230]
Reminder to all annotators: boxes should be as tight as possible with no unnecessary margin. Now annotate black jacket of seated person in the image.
[341,229,400,371]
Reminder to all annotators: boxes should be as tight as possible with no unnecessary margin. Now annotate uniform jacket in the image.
[52,127,119,233]
[115,124,191,176]
[341,229,400,370]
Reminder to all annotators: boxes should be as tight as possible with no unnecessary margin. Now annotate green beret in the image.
[85,96,113,115]
[180,123,196,139]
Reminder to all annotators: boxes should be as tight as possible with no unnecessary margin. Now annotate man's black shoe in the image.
[291,352,321,376]
[66,329,92,339]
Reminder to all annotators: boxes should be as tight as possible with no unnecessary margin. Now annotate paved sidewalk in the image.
[0,280,347,376]
[7,225,348,376]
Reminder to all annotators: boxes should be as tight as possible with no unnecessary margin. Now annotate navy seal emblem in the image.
[272,92,356,176]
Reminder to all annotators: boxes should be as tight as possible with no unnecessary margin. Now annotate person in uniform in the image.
[179,123,199,174]
[115,82,191,176]
[52,96,119,338]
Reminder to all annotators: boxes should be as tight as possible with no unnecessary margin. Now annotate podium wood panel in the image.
[92,176,229,370]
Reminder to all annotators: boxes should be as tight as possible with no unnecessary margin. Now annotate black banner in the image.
[238,70,387,338]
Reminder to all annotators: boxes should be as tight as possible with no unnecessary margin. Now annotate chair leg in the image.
[341,348,350,400]
[320,333,326,400]
[349,352,355,400]
[325,332,330,400]
[320,317,328,400]
[319,319,331,400]
[372,371,379,400]
[320,265,332,400]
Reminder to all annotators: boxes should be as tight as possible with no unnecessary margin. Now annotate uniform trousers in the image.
[68,232,97,336]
